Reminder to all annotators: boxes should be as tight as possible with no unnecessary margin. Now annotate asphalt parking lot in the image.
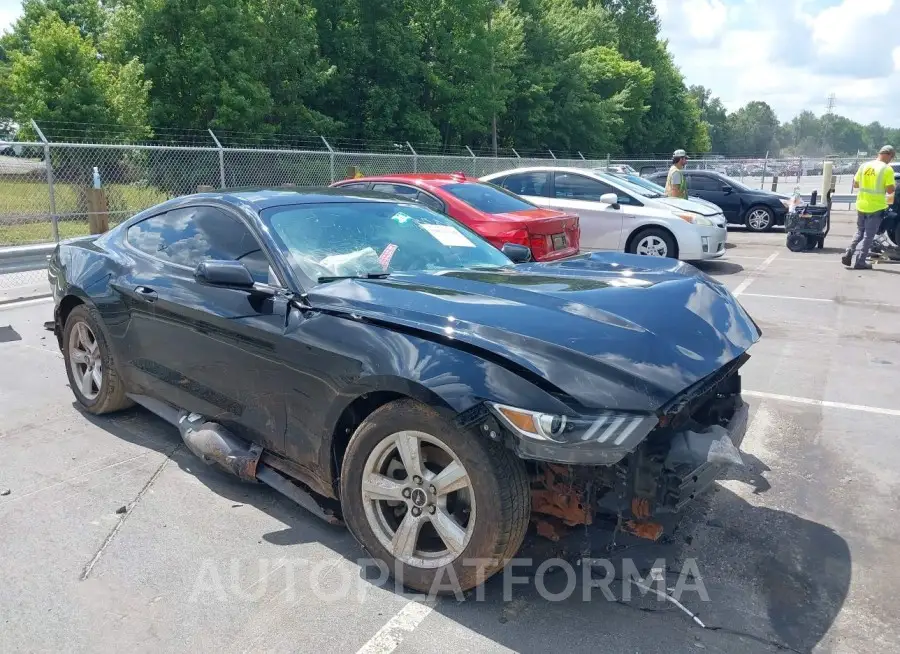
[2,209,899,654]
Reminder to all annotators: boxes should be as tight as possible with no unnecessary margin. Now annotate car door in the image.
[119,205,289,453]
[549,172,627,251]
[690,174,741,222]
[495,171,553,208]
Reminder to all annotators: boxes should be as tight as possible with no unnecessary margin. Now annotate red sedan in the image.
[331,172,580,262]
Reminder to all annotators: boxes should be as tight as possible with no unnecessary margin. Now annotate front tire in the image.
[745,206,774,232]
[63,304,133,414]
[629,227,678,258]
[339,399,530,594]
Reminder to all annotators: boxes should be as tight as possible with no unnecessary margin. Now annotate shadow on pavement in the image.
[694,260,744,276]
[84,405,851,654]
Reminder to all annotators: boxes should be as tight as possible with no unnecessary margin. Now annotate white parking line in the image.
[744,390,900,417]
[733,251,779,297]
[741,292,833,302]
[355,600,434,654]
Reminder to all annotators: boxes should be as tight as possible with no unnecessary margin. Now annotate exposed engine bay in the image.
[528,366,748,542]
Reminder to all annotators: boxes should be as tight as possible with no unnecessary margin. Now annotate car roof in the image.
[333,173,478,187]
[174,186,410,212]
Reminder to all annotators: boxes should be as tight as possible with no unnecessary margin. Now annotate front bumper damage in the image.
[516,363,750,542]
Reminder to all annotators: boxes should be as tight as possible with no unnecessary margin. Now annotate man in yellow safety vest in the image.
[665,149,688,199]
[843,145,896,269]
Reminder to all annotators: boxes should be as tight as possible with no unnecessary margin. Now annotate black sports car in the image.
[49,188,761,593]
[647,170,827,232]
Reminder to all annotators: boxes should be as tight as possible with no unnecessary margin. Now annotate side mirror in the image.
[721,184,733,193]
[501,242,532,263]
[195,260,255,288]
[600,192,620,208]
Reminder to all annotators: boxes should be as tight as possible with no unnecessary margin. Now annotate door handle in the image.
[134,286,158,302]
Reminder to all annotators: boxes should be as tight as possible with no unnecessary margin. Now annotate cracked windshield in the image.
[263,202,512,282]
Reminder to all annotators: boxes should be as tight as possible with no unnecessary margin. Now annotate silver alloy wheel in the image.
[635,234,669,257]
[747,208,771,230]
[361,430,476,569]
[68,321,102,401]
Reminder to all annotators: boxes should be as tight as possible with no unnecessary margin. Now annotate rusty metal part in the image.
[534,516,568,542]
[531,463,593,527]
[178,415,263,482]
[622,519,664,541]
[631,497,651,520]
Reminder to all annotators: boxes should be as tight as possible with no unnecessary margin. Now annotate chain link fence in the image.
[0,130,863,298]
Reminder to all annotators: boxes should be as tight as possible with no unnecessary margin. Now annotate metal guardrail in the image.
[0,243,54,275]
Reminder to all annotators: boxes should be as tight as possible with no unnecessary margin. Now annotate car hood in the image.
[306,253,761,413]
[655,196,721,216]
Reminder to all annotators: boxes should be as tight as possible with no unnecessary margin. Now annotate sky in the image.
[1,0,898,126]
[657,0,900,126]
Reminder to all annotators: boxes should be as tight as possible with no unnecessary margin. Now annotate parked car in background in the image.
[605,163,638,175]
[647,169,809,231]
[611,172,725,215]
[49,187,761,593]
[482,167,727,260]
[331,173,579,262]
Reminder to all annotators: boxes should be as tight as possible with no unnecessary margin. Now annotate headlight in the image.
[779,199,791,209]
[487,402,658,445]
[676,212,713,226]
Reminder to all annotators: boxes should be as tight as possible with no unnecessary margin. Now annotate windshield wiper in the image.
[316,272,390,283]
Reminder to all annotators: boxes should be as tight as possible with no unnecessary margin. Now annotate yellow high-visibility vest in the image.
[855,160,893,213]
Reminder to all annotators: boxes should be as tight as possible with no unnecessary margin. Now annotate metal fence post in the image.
[406,141,418,173]
[465,146,477,174]
[548,149,557,160]
[208,129,226,188]
[31,120,59,242]
[321,136,335,183]
[606,153,610,170]
[578,151,586,160]
[511,148,521,159]
[760,151,769,190]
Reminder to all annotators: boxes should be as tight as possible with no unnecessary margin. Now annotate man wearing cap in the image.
[665,150,688,199]
[843,145,896,269]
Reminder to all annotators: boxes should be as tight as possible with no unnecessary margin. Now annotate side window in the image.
[371,183,419,199]
[554,173,632,204]
[126,207,275,284]
[337,182,370,190]
[689,175,718,192]
[415,191,445,213]
[501,172,551,197]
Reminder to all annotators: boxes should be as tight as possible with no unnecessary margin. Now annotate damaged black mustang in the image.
[49,188,760,592]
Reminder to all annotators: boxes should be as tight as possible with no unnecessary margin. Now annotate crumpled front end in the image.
[512,358,750,542]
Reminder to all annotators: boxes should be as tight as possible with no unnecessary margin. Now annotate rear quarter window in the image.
[441,182,536,214]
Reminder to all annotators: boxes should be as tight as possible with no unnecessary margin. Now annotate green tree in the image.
[1,0,107,51]
[689,85,727,152]
[4,13,149,142]
[725,101,779,155]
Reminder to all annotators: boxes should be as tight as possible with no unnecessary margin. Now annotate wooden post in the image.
[86,188,109,234]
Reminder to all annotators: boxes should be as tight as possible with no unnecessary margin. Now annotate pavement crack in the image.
[80,444,180,581]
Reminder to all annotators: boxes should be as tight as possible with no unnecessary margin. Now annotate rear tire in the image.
[629,227,678,259]
[339,399,530,594]
[63,304,133,415]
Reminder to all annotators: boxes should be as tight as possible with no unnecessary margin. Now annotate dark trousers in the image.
[846,210,884,264]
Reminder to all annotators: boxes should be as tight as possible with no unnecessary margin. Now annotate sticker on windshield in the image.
[392,212,413,224]
[420,224,476,247]
[378,243,398,270]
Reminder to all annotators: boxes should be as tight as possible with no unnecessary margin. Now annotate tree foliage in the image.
[2,0,894,157]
